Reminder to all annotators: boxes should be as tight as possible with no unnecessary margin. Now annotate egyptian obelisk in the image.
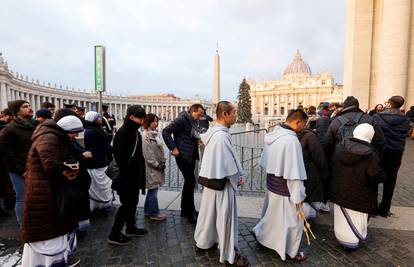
[213,44,220,108]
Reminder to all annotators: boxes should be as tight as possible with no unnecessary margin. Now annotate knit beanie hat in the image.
[343,96,359,108]
[56,115,84,133]
[35,109,52,119]
[85,111,100,123]
[8,100,29,116]
[353,123,374,143]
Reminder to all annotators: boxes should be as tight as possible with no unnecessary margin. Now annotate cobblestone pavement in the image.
[1,207,414,266]
[390,138,414,207]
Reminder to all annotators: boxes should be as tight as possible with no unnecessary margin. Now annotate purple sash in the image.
[266,173,290,197]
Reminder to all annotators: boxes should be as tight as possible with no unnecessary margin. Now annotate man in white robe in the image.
[253,109,308,262]
[194,101,249,266]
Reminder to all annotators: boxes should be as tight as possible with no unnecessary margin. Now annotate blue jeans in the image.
[144,187,160,216]
[9,173,25,225]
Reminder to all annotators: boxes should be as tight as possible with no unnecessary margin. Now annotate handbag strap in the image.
[128,131,139,162]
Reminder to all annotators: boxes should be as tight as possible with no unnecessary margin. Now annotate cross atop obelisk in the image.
[213,43,220,106]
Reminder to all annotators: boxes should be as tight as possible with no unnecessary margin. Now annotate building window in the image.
[264,107,269,115]
[321,80,326,85]
[281,107,285,115]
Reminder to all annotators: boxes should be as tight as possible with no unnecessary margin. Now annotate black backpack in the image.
[337,112,364,143]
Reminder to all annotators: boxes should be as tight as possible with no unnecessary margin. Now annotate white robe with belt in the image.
[253,125,307,261]
[194,124,245,264]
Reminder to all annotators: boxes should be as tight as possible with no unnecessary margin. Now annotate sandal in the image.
[233,253,249,266]
[286,251,307,262]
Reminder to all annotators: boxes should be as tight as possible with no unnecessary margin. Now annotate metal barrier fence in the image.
[161,128,268,195]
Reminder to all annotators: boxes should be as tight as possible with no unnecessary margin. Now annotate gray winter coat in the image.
[142,129,166,189]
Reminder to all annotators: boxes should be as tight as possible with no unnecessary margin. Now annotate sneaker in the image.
[125,227,148,237]
[149,213,167,221]
[107,232,132,246]
[319,203,331,212]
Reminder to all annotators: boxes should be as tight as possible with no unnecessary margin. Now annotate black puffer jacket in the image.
[329,138,385,214]
[297,128,330,203]
[113,118,146,194]
[315,115,331,146]
[0,118,38,175]
[324,105,384,158]
[373,109,411,152]
[406,107,414,123]
[162,111,200,163]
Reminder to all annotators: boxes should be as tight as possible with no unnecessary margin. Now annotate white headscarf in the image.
[353,123,375,143]
[56,115,84,133]
[85,111,100,123]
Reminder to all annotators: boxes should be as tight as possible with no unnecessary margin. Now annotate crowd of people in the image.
[0,95,412,266]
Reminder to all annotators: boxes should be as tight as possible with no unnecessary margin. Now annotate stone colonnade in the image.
[344,0,414,109]
[0,64,212,120]
[0,85,196,120]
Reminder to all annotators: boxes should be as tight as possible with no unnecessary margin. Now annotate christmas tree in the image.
[237,78,253,123]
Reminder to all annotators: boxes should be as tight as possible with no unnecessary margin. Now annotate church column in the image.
[260,96,264,116]
[276,94,280,115]
[376,0,411,106]
[0,83,8,110]
[269,94,274,117]
[284,95,288,116]
[36,95,41,111]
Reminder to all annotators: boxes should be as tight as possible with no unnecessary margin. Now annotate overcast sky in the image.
[0,0,345,101]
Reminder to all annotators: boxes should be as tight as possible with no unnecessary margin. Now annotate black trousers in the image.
[111,189,139,234]
[378,150,404,214]
[176,158,196,215]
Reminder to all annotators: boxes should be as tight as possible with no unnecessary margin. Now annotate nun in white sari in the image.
[330,123,385,250]
[253,112,308,262]
[194,102,249,266]
[84,111,114,214]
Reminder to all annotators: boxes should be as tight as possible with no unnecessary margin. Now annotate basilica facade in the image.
[248,50,343,122]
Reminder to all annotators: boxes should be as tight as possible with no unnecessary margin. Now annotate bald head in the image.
[286,109,308,123]
[285,109,308,133]
[216,101,237,127]
[216,101,233,120]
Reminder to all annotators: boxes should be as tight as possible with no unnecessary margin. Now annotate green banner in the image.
[94,45,105,92]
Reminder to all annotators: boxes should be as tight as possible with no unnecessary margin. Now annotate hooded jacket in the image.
[162,111,200,163]
[297,128,330,203]
[20,120,78,242]
[373,109,411,152]
[0,118,38,175]
[329,138,385,214]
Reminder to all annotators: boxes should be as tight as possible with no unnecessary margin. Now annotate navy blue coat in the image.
[162,111,200,163]
[373,110,411,152]
[84,121,113,169]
